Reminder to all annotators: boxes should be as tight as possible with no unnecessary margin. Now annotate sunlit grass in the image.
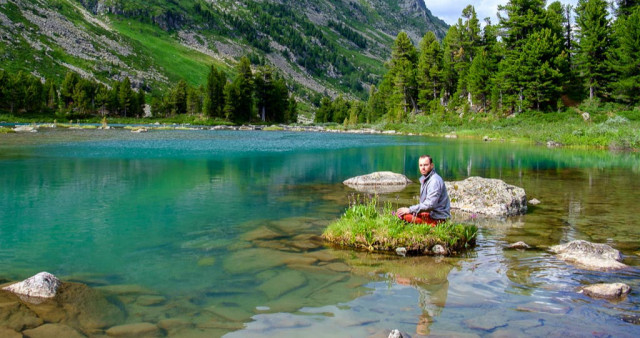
[322,196,477,255]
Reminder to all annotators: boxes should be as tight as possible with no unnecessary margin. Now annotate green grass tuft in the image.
[322,196,477,255]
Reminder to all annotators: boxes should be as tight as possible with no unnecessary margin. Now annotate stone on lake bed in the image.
[136,295,167,306]
[197,257,216,266]
[549,240,627,271]
[95,284,159,296]
[105,322,161,337]
[508,241,531,249]
[22,323,85,338]
[258,270,308,300]
[580,283,631,300]
[464,312,508,331]
[223,248,289,274]
[241,226,284,241]
[0,327,21,338]
[0,300,44,331]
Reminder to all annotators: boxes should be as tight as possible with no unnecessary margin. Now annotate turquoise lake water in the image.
[1,128,639,337]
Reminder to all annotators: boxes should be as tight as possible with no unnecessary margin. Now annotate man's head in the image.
[418,155,434,176]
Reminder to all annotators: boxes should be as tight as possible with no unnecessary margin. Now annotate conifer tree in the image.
[388,32,418,118]
[575,0,612,100]
[118,77,134,117]
[234,56,254,122]
[615,0,640,16]
[610,6,640,103]
[417,31,443,112]
[60,71,79,109]
[172,80,188,115]
[468,49,492,111]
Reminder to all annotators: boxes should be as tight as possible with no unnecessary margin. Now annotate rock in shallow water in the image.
[2,272,60,299]
[580,283,631,300]
[343,171,412,194]
[549,240,627,271]
[446,177,527,216]
[22,323,85,338]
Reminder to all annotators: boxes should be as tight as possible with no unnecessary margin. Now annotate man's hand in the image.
[396,207,410,216]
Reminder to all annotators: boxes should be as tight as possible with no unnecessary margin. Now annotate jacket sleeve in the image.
[408,178,443,214]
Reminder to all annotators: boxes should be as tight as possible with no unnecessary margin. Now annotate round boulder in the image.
[550,240,627,271]
[2,272,60,299]
[580,283,631,300]
[445,177,527,216]
[343,171,412,194]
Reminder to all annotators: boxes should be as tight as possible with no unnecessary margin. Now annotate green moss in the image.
[322,197,477,256]
[0,127,15,134]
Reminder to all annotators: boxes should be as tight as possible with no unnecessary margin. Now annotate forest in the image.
[0,56,296,124]
[316,0,640,124]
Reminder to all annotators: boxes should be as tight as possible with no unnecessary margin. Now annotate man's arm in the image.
[408,178,443,214]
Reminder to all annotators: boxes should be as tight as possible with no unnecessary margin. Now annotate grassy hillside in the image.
[0,0,448,104]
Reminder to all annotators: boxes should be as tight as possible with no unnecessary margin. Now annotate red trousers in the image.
[402,212,445,227]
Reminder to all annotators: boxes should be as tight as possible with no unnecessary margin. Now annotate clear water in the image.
[1,128,639,337]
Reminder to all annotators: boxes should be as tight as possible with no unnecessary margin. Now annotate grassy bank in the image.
[322,197,477,256]
[382,106,640,150]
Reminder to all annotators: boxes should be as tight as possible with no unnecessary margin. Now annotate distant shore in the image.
[2,108,639,151]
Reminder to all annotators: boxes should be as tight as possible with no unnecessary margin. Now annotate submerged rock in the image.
[529,198,541,205]
[549,240,627,271]
[105,322,161,337]
[343,171,412,194]
[22,323,85,338]
[508,241,531,249]
[2,272,60,300]
[446,177,527,216]
[580,283,631,300]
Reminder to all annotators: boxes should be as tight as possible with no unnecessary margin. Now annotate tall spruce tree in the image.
[615,0,640,16]
[119,77,134,117]
[455,5,482,106]
[234,56,254,122]
[610,6,640,103]
[388,32,418,120]
[575,0,611,100]
[417,31,443,112]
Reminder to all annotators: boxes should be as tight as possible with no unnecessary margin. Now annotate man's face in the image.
[419,158,433,176]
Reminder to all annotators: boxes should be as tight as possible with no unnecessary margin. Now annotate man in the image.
[396,155,450,225]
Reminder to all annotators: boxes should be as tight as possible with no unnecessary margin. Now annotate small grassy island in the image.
[322,198,478,256]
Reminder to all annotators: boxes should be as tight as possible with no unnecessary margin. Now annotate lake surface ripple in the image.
[1,129,639,337]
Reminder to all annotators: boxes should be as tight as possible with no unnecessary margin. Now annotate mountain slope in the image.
[0,0,448,104]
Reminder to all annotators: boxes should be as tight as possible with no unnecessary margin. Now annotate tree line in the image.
[0,56,296,123]
[151,57,297,123]
[317,0,640,123]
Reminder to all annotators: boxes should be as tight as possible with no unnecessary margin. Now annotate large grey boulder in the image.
[343,171,412,194]
[550,240,627,271]
[580,283,631,300]
[445,177,527,216]
[2,272,60,299]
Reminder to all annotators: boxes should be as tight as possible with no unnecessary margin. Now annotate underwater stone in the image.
[580,283,631,300]
[550,240,627,271]
[2,272,60,299]
[105,322,160,337]
[508,241,530,249]
[22,323,85,338]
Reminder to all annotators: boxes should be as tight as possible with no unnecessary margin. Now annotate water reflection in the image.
[1,130,640,336]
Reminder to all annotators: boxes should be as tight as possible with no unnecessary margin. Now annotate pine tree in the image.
[60,71,79,109]
[615,0,640,16]
[172,80,188,115]
[223,81,239,121]
[417,31,443,112]
[455,5,482,106]
[575,0,612,100]
[468,48,492,111]
[234,56,254,122]
[315,96,333,123]
[118,77,134,117]
[388,32,418,118]
[610,6,640,103]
